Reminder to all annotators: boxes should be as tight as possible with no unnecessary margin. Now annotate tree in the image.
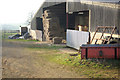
[26,11,34,25]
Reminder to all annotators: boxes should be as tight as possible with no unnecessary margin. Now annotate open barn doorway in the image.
[66,10,90,49]
[75,10,89,31]
[67,10,90,32]
[36,17,43,31]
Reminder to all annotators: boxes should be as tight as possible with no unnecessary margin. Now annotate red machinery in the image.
[81,26,120,59]
[81,44,120,59]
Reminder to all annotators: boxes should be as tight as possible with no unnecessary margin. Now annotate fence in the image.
[66,29,89,50]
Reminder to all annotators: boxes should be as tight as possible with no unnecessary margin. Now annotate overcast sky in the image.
[0,0,45,24]
[0,0,119,24]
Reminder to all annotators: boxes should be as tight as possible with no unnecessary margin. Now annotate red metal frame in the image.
[81,45,120,59]
[66,13,68,29]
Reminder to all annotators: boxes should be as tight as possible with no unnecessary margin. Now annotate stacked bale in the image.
[30,30,42,41]
[42,9,65,43]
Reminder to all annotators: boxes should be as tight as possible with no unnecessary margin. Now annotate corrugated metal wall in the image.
[67,29,89,50]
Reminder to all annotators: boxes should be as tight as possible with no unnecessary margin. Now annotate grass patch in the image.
[2,32,17,39]
[28,44,119,78]
[51,53,120,69]
[29,44,66,50]
[6,39,38,42]
[27,42,120,78]
[45,53,120,78]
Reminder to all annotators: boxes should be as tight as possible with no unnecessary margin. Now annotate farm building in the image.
[31,2,66,43]
[67,1,120,34]
[66,1,120,49]
[20,26,28,36]
[19,25,31,35]
[30,0,120,48]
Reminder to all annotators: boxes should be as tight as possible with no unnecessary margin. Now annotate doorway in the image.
[75,10,89,31]
[67,10,90,32]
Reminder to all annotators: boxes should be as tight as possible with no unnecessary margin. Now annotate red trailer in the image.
[81,44,120,59]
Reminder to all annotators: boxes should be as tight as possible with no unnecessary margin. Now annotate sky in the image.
[0,0,119,24]
[0,0,45,24]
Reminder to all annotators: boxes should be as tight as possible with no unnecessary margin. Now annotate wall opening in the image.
[36,17,43,31]
[68,10,89,32]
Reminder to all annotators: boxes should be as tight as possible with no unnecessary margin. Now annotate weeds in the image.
[6,39,38,42]
[29,44,66,50]
[57,54,120,69]
[48,53,119,78]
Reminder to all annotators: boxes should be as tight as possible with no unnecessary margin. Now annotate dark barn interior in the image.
[67,10,89,31]
[36,17,43,31]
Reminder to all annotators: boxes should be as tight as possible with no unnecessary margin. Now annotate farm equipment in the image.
[80,26,120,59]
[81,44,120,59]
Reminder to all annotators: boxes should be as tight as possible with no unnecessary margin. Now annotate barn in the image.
[30,0,120,48]
[31,2,66,43]
[66,1,120,49]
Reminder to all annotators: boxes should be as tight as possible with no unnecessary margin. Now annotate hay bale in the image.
[42,9,65,42]
[52,37,63,44]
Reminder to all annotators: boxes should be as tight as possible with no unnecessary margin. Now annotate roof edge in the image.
[80,1,120,9]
